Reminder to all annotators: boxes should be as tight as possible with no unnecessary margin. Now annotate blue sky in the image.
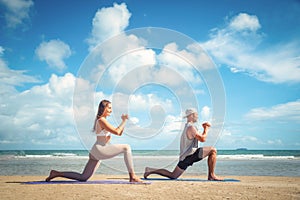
[0,0,299,150]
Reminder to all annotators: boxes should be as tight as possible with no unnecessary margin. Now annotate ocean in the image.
[0,149,299,177]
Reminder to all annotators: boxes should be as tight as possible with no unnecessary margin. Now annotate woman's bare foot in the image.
[130,176,143,183]
[129,172,143,183]
[208,174,223,181]
[45,170,60,182]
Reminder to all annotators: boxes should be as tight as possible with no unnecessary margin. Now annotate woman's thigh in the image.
[95,144,130,160]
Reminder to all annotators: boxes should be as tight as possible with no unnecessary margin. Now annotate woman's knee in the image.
[123,144,131,152]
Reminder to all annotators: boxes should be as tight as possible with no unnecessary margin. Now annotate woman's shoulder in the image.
[98,116,106,121]
[98,117,108,124]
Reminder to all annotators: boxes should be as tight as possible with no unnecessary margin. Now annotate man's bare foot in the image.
[143,167,151,179]
[45,170,59,182]
[208,174,223,181]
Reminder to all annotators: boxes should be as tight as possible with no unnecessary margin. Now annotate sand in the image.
[1,175,299,200]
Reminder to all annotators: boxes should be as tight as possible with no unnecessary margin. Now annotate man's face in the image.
[191,112,198,122]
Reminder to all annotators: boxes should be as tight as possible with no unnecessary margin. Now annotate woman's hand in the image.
[121,114,129,121]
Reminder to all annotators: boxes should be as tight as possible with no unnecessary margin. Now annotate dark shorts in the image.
[177,148,203,170]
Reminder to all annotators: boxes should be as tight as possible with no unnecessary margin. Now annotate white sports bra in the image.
[95,119,111,137]
[96,129,111,137]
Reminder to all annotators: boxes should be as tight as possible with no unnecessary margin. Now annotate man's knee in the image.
[79,175,89,182]
[209,147,217,156]
[80,172,94,182]
[211,147,217,154]
[170,166,184,179]
[170,174,180,179]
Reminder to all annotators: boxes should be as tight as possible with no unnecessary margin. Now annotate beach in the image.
[1,150,299,199]
[1,174,299,200]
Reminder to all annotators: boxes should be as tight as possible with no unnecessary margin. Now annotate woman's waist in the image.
[94,139,110,146]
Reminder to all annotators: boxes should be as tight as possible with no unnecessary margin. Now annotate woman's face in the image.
[103,103,112,117]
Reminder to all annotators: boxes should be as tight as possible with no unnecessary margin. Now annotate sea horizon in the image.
[1,149,299,177]
[1,149,299,158]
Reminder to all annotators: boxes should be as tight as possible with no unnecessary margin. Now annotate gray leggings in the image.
[90,142,134,173]
[61,143,134,181]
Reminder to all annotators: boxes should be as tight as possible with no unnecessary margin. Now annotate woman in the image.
[46,99,142,182]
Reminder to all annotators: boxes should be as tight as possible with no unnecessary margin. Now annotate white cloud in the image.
[0,71,85,149]
[107,48,156,85]
[128,93,174,113]
[267,139,282,145]
[229,13,261,31]
[0,0,33,28]
[0,47,40,95]
[35,39,72,72]
[87,2,131,51]
[0,64,38,87]
[200,106,211,122]
[94,39,208,96]
[157,42,212,83]
[221,128,232,137]
[90,34,205,100]
[245,100,300,122]
[217,129,262,149]
[109,92,179,132]
[111,113,185,150]
[217,128,291,149]
[0,59,214,150]
[129,117,139,125]
[83,4,213,106]
[202,12,300,83]
[242,135,259,142]
[0,46,4,54]
[107,92,176,119]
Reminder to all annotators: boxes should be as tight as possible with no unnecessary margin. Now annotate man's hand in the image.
[202,122,211,129]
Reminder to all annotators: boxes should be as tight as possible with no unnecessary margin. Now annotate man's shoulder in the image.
[186,123,197,138]
[186,122,197,129]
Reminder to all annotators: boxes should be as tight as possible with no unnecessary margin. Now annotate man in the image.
[144,108,222,181]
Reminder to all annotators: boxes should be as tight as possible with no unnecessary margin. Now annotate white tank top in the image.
[179,122,198,161]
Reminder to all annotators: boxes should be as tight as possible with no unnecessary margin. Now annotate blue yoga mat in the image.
[142,178,240,182]
[24,180,151,185]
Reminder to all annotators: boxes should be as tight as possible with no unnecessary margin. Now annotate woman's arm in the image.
[98,115,128,136]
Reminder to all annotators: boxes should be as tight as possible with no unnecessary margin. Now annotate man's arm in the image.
[188,123,210,142]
